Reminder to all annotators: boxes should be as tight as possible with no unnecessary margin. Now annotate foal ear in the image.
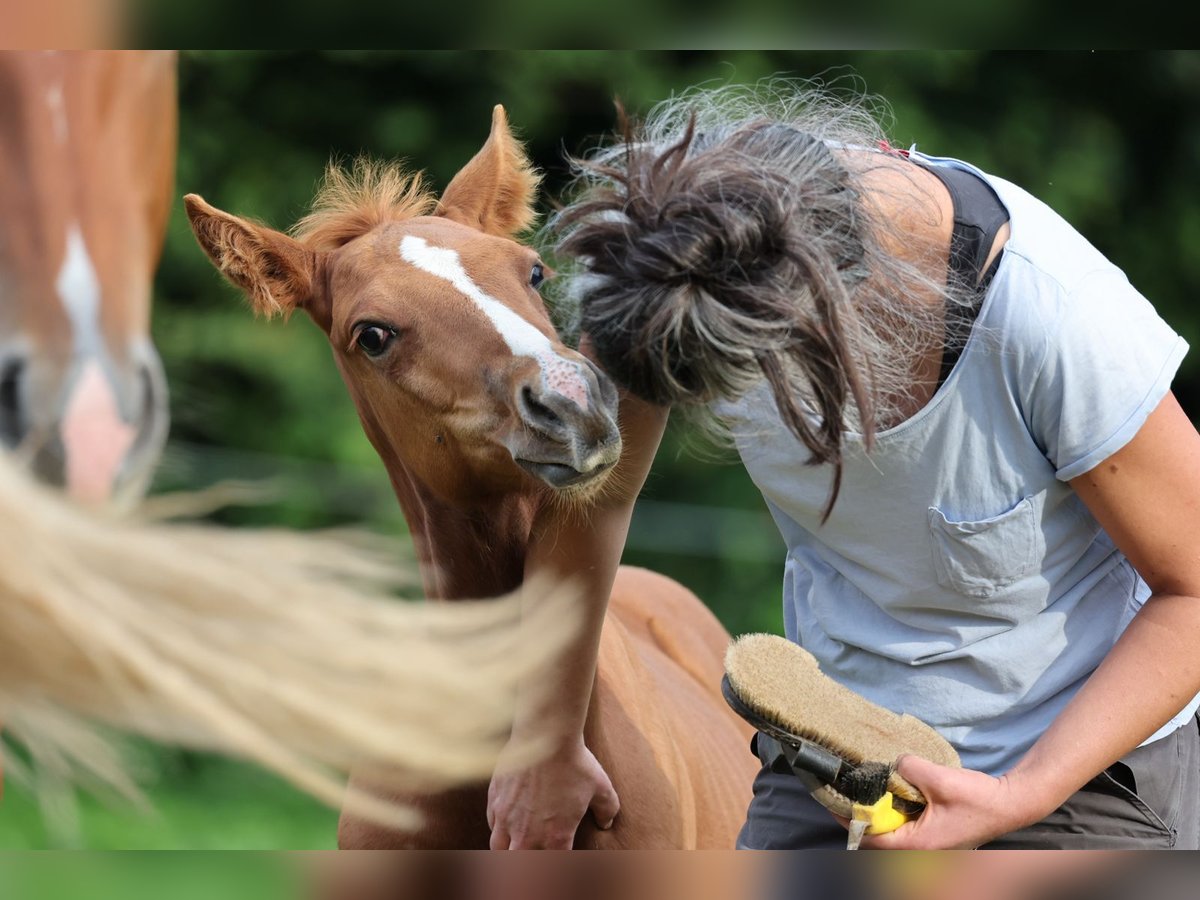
[184,194,331,331]
[436,105,541,238]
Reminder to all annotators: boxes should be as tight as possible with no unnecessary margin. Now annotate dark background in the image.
[4,50,1197,847]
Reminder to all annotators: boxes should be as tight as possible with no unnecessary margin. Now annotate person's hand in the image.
[487,734,619,849]
[857,755,1050,850]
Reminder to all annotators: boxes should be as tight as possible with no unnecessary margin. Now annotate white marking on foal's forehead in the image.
[399,235,552,356]
[55,224,102,349]
[398,235,591,410]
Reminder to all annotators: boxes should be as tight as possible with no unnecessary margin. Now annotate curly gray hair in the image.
[549,80,966,518]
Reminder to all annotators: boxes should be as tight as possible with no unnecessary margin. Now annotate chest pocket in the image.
[927,495,1046,599]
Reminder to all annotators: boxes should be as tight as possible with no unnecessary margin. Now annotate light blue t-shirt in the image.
[722,152,1194,776]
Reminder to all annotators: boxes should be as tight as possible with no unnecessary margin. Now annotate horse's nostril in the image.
[0,358,25,447]
[126,355,170,470]
[139,364,156,426]
[521,384,562,429]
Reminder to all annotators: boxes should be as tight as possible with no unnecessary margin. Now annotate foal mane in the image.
[293,158,437,251]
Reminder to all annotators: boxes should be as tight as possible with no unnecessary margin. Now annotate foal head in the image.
[0,51,175,505]
[185,107,620,507]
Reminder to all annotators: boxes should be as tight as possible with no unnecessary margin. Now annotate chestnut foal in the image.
[185,107,756,848]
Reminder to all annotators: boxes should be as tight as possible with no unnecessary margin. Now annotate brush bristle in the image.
[833,761,892,805]
[724,634,960,804]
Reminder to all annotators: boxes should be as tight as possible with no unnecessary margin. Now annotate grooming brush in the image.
[723,633,961,849]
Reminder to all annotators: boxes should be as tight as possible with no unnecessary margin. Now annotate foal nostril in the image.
[137,364,158,430]
[0,358,26,447]
[520,384,564,432]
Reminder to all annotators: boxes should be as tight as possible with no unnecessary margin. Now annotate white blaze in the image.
[55,227,133,503]
[399,235,589,410]
[55,224,102,349]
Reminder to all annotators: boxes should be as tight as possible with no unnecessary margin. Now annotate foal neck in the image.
[387,467,540,601]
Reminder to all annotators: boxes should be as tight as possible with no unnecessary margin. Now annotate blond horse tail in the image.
[0,453,575,831]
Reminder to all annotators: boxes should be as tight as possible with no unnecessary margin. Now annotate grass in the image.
[0,753,339,850]
[0,852,302,898]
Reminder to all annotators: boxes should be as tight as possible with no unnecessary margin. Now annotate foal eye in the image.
[355,325,396,357]
[529,263,545,289]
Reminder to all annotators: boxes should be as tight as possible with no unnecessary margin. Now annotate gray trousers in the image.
[736,715,1200,849]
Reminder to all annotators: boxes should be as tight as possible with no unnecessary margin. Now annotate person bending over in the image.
[488,84,1200,850]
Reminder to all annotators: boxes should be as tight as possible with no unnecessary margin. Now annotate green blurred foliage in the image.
[0,849,298,896]
[130,1,1109,50]
[7,51,1199,848]
[0,754,335,849]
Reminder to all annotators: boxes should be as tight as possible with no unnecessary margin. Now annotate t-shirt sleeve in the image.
[1026,266,1188,481]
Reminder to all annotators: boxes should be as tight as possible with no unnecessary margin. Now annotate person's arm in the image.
[486,389,669,849]
[866,391,1200,849]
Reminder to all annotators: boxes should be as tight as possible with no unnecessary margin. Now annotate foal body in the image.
[340,483,752,849]
[186,108,756,848]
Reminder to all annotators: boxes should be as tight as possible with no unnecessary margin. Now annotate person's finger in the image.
[589,779,621,830]
[507,830,529,850]
[489,824,510,851]
[510,828,570,850]
[894,754,946,794]
[859,820,919,850]
[544,829,574,850]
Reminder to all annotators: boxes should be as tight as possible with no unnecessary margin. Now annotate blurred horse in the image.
[186,106,757,848]
[0,51,175,505]
[0,58,578,836]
